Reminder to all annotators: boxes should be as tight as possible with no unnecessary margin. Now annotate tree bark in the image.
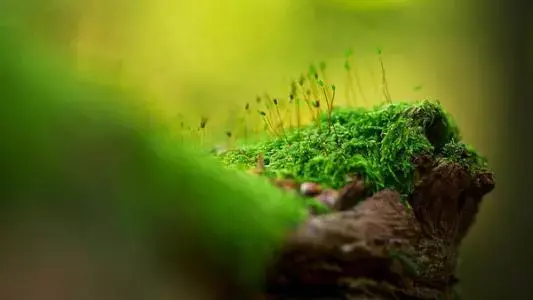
[264,157,495,300]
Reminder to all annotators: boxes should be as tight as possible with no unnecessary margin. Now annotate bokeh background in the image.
[3,0,522,299]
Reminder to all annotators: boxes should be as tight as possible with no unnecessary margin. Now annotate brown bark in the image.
[264,158,495,300]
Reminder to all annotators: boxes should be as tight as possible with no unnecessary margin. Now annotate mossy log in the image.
[264,159,494,300]
[220,101,495,299]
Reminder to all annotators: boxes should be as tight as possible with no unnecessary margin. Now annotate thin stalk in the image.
[298,75,316,121]
[273,98,287,140]
[295,97,301,138]
[321,85,332,134]
[264,93,275,123]
[243,103,250,144]
[378,52,392,104]
[300,86,315,120]
[344,60,357,106]
[258,111,278,137]
[368,66,380,102]
[309,75,321,109]
[199,117,209,147]
[225,131,232,149]
[330,85,340,145]
[351,60,367,105]
[313,100,322,135]
[345,54,367,106]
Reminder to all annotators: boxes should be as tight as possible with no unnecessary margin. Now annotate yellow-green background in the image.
[14,0,505,298]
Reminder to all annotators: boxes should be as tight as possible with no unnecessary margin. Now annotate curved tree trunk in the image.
[264,157,495,300]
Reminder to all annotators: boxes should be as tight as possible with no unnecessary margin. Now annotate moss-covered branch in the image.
[217,101,494,299]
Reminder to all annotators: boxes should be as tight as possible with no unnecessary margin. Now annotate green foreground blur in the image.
[0,23,308,296]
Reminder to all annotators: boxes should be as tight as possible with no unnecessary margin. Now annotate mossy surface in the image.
[219,100,488,201]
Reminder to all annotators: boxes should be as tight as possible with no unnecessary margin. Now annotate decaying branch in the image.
[264,157,495,300]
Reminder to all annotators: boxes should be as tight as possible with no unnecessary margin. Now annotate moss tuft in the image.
[218,100,488,203]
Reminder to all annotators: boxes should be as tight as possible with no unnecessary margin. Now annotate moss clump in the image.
[218,100,488,201]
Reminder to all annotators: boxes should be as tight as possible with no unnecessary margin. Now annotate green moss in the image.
[439,139,488,172]
[218,100,488,202]
[388,249,420,277]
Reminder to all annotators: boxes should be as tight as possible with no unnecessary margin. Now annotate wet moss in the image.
[218,100,488,202]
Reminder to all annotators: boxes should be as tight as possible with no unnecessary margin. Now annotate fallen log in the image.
[265,159,494,300]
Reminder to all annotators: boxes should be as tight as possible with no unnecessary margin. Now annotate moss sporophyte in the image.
[212,51,487,212]
[217,100,488,207]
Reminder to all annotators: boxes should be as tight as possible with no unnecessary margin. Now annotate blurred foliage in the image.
[0,22,309,295]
